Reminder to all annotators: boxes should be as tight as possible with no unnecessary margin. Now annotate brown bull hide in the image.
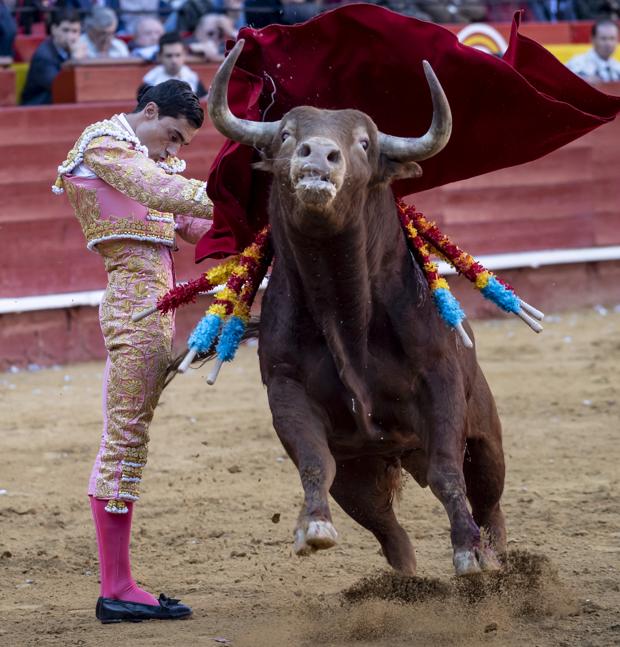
[209,41,506,577]
[257,112,506,575]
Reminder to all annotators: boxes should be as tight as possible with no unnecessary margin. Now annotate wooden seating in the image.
[2,90,620,300]
[52,59,219,103]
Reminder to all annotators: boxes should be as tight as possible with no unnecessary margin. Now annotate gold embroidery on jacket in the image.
[64,179,177,250]
[93,242,173,503]
[82,137,213,218]
[58,119,213,251]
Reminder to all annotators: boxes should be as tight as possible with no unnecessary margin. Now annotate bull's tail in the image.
[163,317,261,389]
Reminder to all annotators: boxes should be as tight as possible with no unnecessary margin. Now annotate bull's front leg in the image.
[422,367,493,576]
[267,376,338,556]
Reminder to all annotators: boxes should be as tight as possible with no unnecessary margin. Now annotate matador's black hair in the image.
[134,79,204,129]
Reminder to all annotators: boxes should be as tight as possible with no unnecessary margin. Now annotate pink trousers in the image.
[88,240,175,514]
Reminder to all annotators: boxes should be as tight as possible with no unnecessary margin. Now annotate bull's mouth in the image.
[294,170,338,206]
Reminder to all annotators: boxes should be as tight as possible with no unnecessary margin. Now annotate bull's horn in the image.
[378,60,452,162]
[208,39,280,148]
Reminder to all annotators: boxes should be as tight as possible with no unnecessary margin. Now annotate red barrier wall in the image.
[0,102,226,299]
[1,92,620,369]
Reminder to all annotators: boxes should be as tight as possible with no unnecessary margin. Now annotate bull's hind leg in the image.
[267,377,338,556]
[330,456,416,575]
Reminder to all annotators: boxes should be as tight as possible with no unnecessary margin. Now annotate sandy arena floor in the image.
[0,308,619,647]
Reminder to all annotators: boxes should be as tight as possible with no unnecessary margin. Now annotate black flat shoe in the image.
[96,594,192,624]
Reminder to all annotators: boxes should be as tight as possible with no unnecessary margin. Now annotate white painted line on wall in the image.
[2,247,620,315]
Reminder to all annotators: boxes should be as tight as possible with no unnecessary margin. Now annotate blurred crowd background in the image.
[3,0,620,39]
[1,1,619,106]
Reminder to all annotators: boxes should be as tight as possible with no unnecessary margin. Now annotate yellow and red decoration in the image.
[148,201,542,370]
[397,200,543,335]
[186,226,272,362]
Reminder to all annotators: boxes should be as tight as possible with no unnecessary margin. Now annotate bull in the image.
[208,40,506,576]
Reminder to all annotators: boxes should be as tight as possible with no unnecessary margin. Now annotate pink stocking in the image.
[90,497,158,605]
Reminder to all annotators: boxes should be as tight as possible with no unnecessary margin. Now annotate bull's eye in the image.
[360,138,369,151]
[281,131,291,142]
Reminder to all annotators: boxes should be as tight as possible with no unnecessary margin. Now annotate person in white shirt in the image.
[79,7,130,59]
[141,32,207,99]
[567,19,620,84]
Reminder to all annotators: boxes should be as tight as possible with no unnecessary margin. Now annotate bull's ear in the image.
[378,155,423,183]
[252,151,274,173]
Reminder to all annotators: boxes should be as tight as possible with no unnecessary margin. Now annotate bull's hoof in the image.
[453,545,503,576]
[453,549,482,576]
[477,546,502,572]
[306,520,338,549]
[294,520,338,556]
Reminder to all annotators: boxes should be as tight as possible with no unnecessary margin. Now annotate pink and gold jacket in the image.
[53,115,213,251]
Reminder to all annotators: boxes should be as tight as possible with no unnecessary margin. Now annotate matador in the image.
[54,80,212,623]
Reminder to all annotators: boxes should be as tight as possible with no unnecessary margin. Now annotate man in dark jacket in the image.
[528,0,577,21]
[21,8,82,105]
[0,0,16,57]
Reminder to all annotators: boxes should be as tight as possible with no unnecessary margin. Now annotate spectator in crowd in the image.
[0,0,16,57]
[78,6,130,58]
[119,0,160,34]
[382,1,433,21]
[223,0,245,28]
[174,0,213,32]
[187,12,236,61]
[528,0,577,21]
[573,0,619,20]
[245,0,281,28]
[129,15,164,60]
[417,0,487,23]
[567,18,620,83]
[141,31,207,98]
[356,0,487,23]
[58,0,122,24]
[21,8,83,104]
[280,0,321,24]
[245,0,322,27]
[210,0,245,30]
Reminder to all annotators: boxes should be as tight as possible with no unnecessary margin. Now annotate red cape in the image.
[196,5,620,261]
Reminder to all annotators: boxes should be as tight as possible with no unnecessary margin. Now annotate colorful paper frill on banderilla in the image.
[154,201,540,366]
[397,201,543,343]
[185,226,272,363]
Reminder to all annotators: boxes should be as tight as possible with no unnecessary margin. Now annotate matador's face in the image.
[134,102,197,162]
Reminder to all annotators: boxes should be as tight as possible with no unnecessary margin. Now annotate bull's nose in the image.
[296,138,342,169]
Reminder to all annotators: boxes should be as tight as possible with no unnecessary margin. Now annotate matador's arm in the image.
[83,136,213,218]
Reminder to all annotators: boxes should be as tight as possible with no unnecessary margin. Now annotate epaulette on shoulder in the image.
[51,118,148,195]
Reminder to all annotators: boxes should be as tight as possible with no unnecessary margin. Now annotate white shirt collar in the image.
[117,113,137,139]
